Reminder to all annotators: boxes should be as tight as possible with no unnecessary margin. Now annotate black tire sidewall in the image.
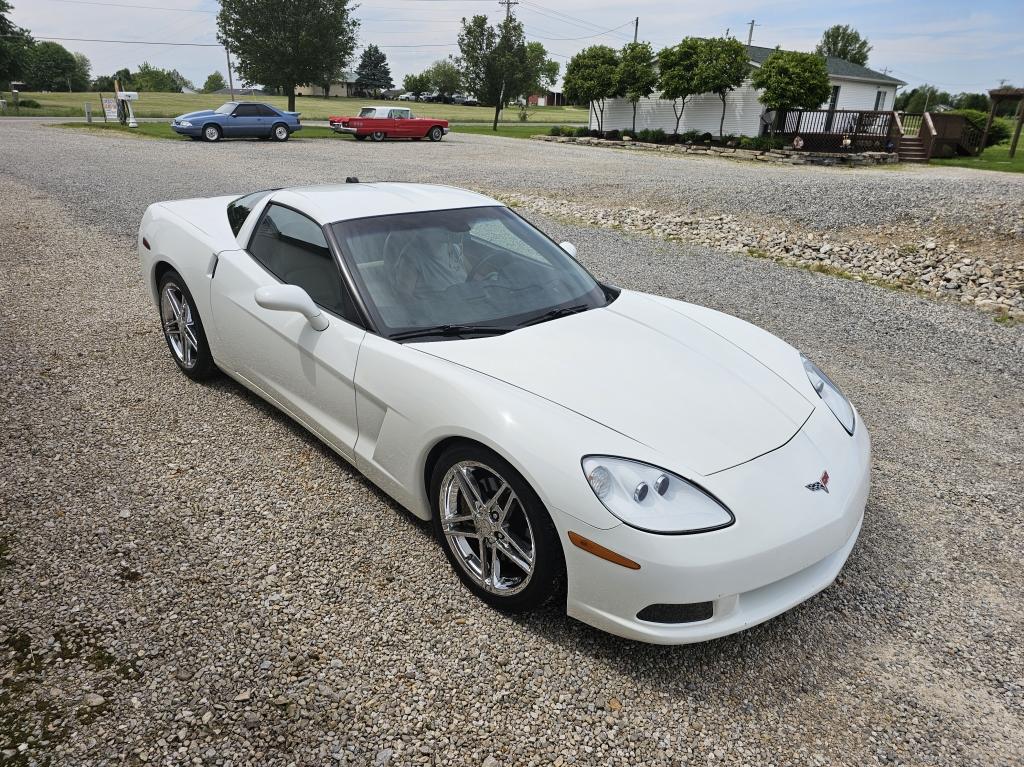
[371,131,385,142]
[430,443,565,613]
[429,126,443,142]
[157,270,217,381]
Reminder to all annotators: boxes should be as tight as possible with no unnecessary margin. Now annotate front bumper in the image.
[558,406,871,644]
[171,122,200,136]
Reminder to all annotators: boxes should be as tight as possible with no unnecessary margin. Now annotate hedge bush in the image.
[947,109,1012,146]
[548,125,562,136]
[14,98,40,108]
[574,126,590,138]
[604,129,620,140]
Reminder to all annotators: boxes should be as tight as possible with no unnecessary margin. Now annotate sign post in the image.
[84,102,92,123]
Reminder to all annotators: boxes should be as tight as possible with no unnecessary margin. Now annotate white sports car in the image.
[138,182,870,644]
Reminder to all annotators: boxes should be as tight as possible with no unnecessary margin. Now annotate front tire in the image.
[271,123,289,141]
[428,126,444,142]
[157,270,216,381]
[202,124,221,142]
[430,443,564,613]
[370,131,386,142]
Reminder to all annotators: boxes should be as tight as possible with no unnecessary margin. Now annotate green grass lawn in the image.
[452,124,554,139]
[931,143,1024,173]
[4,90,587,124]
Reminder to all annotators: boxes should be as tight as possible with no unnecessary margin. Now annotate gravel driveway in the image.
[1,124,1023,766]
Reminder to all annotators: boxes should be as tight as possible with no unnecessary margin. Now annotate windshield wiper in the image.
[389,324,515,342]
[518,303,592,327]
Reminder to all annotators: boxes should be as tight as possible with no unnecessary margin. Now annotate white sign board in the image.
[102,97,117,120]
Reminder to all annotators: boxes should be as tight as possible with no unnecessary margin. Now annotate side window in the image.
[234,103,259,117]
[227,189,274,237]
[248,204,355,321]
[257,104,278,117]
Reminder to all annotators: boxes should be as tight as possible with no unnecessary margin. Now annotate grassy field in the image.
[54,122,553,141]
[4,90,587,124]
[931,143,1024,174]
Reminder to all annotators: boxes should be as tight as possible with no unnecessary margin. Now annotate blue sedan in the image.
[171,102,302,142]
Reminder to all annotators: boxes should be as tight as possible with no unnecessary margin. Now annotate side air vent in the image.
[637,602,713,624]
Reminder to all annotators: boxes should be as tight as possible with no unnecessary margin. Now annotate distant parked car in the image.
[451,93,479,106]
[171,102,301,142]
[397,92,416,101]
[328,106,449,142]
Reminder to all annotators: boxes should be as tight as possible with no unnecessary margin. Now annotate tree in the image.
[563,45,619,133]
[657,37,702,135]
[92,74,115,91]
[751,49,831,136]
[0,0,33,88]
[456,14,535,130]
[895,84,952,113]
[616,41,657,133]
[424,58,461,101]
[217,0,359,111]
[355,44,393,96]
[693,37,749,138]
[523,41,558,97]
[953,92,989,112]
[816,24,871,66]
[25,41,78,91]
[402,72,431,100]
[70,52,90,91]
[202,71,226,93]
[132,62,193,93]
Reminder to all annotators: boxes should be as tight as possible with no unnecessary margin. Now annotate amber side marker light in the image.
[568,531,641,570]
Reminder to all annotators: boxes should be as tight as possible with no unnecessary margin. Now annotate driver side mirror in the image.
[559,242,577,258]
[254,284,329,331]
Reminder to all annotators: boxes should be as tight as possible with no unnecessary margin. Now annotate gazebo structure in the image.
[981,87,1024,158]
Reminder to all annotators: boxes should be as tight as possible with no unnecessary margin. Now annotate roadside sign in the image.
[102,97,117,121]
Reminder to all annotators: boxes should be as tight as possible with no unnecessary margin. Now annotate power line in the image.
[519,0,632,41]
[40,0,215,12]
[522,19,634,41]
[6,34,222,46]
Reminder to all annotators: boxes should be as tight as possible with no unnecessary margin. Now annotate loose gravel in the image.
[2,124,1023,766]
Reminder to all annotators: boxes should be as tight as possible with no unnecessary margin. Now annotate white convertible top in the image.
[271,183,502,225]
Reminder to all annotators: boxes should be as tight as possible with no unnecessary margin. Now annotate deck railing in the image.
[776,109,896,152]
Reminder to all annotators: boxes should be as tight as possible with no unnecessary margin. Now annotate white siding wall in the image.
[591,76,899,135]
[829,79,897,111]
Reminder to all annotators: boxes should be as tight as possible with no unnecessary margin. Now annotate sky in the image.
[9,0,1024,94]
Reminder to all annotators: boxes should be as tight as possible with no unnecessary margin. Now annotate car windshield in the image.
[358,107,376,117]
[332,206,608,338]
[215,103,236,114]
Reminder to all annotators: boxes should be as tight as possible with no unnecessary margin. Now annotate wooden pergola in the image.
[981,87,1024,158]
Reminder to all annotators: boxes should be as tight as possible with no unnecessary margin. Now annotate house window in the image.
[828,85,841,110]
[874,91,886,110]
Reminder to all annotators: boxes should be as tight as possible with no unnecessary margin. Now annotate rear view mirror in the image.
[254,284,329,331]
[560,242,577,258]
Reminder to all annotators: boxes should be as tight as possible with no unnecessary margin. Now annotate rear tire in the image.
[370,131,386,142]
[428,126,444,142]
[157,270,217,381]
[202,124,221,142]
[430,443,564,614]
[271,123,289,141]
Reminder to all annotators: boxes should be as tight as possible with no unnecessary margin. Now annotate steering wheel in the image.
[467,251,506,282]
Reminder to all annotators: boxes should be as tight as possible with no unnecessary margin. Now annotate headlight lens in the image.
[178,120,192,127]
[801,354,855,435]
[581,456,734,534]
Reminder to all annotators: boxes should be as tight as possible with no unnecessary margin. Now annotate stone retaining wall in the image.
[531,135,900,167]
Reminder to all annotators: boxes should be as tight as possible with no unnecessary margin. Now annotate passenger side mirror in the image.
[560,242,577,258]
[254,284,329,331]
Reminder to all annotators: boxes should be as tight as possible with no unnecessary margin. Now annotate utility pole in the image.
[498,0,517,20]
[225,45,235,101]
[725,27,730,38]
[746,19,758,46]
[633,17,639,43]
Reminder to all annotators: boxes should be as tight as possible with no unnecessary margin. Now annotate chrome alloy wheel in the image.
[160,283,199,369]
[274,124,288,140]
[439,461,536,595]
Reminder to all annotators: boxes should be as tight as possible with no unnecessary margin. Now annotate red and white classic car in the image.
[328,106,450,142]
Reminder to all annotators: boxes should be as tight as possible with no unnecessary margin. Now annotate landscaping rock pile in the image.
[532,135,900,167]
[503,193,1024,319]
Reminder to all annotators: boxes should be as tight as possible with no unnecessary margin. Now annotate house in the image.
[592,44,905,136]
[296,72,358,98]
[528,90,565,107]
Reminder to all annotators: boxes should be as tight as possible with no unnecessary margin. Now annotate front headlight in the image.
[801,354,855,435]
[178,120,192,127]
[581,456,734,534]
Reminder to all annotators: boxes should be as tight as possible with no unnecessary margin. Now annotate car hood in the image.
[414,290,814,477]
[176,109,216,121]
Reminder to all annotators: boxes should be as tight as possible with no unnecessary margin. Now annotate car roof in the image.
[365,105,407,110]
[270,183,502,225]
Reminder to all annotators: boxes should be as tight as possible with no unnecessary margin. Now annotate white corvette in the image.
[138,182,870,644]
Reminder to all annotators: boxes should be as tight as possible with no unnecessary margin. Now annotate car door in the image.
[257,104,280,135]
[389,108,413,137]
[230,103,262,136]
[210,202,365,457]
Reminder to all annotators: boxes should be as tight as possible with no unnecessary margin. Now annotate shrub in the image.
[622,129,637,141]
[700,132,713,143]
[548,125,562,136]
[738,136,756,149]
[947,109,1012,146]
[680,130,700,143]
[588,128,601,138]
[604,129,620,140]
[575,126,590,138]
[16,98,40,108]
[649,128,666,144]
[637,129,652,143]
